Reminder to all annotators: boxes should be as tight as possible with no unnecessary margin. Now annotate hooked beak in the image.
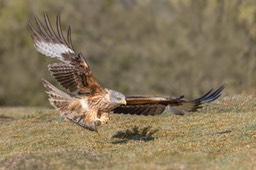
[119,98,127,105]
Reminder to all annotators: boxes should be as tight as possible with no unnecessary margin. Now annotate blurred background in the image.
[0,0,256,106]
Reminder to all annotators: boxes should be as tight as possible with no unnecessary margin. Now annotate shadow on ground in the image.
[111,126,159,144]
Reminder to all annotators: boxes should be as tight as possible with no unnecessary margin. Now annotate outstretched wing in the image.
[29,12,105,94]
[113,85,225,115]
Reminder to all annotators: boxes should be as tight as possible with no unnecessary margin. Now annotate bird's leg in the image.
[84,111,102,132]
[98,112,109,124]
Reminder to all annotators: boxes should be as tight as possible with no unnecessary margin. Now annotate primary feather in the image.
[30,12,75,61]
[30,12,225,132]
[113,85,225,115]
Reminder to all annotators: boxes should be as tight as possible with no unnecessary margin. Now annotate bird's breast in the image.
[88,96,115,112]
[80,99,89,111]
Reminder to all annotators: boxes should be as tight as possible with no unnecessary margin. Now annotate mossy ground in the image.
[1,95,256,170]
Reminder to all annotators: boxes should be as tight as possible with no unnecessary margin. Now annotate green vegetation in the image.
[1,1,256,168]
[1,0,256,106]
[0,96,256,169]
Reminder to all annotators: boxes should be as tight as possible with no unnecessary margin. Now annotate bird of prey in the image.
[29,12,224,132]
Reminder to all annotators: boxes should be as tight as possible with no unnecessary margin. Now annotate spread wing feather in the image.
[30,12,225,118]
[113,85,225,115]
[42,79,100,131]
[42,78,73,114]
[29,12,105,94]
[48,63,78,92]
[113,105,166,116]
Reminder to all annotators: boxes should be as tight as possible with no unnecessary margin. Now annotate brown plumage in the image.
[29,12,224,132]
[113,85,225,115]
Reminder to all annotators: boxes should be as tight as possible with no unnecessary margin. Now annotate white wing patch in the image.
[34,40,74,59]
[80,99,89,111]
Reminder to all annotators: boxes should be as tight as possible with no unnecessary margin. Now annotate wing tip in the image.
[176,84,225,113]
[30,11,75,59]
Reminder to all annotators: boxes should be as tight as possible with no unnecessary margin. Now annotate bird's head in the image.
[107,89,126,106]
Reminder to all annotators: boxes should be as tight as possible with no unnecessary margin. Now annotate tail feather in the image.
[42,79,72,112]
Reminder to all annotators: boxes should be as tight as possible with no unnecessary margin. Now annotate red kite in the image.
[29,12,224,132]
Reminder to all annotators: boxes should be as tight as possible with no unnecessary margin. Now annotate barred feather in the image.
[42,79,72,113]
[48,63,78,92]
[29,12,75,61]
[42,79,99,131]
[113,85,225,115]
[30,12,105,94]
[30,12,225,132]
[113,105,166,116]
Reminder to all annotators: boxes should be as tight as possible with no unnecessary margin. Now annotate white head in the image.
[106,89,126,106]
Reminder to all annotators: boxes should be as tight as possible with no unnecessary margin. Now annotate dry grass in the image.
[0,95,256,170]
